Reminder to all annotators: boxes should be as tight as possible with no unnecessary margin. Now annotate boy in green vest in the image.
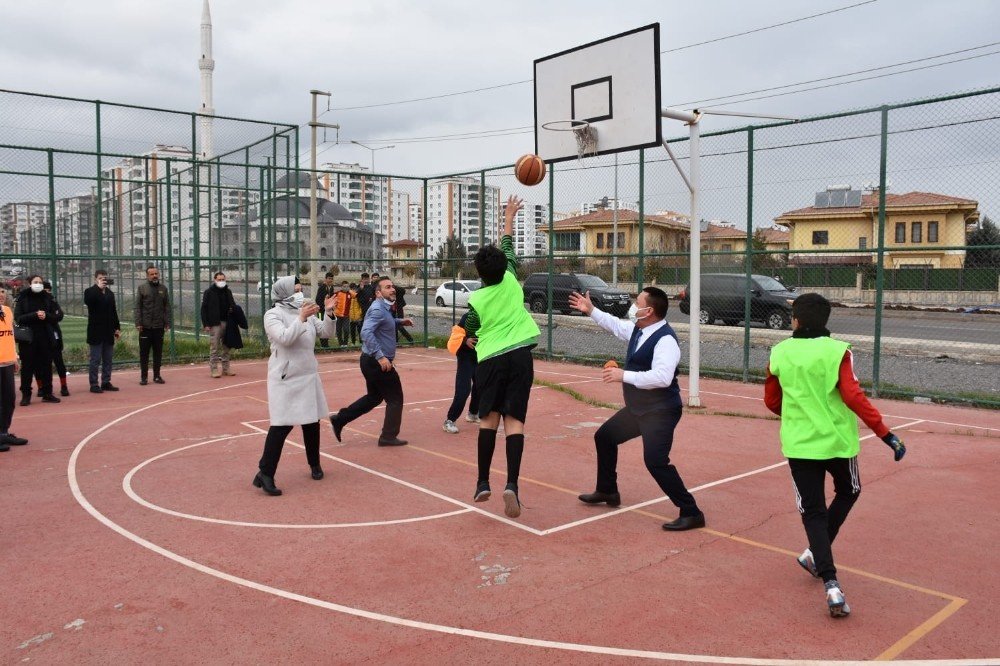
[464,195,540,519]
[765,293,906,617]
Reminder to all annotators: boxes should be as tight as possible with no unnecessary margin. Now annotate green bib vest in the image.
[467,272,539,362]
[769,336,860,459]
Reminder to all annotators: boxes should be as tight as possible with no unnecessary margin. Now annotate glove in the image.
[881,433,906,462]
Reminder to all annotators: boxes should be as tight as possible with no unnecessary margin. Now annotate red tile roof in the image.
[384,239,423,248]
[777,191,978,218]
[548,209,688,230]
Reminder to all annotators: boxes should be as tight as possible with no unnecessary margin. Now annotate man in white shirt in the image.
[568,287,705,531]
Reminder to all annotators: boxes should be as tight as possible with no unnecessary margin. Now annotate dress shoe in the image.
[139,378,148,386]
[377,436,408,447]
[153,376,165,384]
[60,386,70,397]
[329,413,343,442]
[101,382,119,392]
[0,442,8,452]
[578,491,621,507]
[662,513,706,531]
[2,433,29,446]
[19,396,30,406]
[41,394,61,403]
[310,465,324,480]
[90,385,104,394]
[252,472,282,496]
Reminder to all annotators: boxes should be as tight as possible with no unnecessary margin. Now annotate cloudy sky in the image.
[3,0,998,179]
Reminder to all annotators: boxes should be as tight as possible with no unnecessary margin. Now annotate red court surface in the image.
[2,348,998,664]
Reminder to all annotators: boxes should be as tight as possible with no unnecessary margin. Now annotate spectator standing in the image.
[42,281,70,396]
[135,265,171,385]
[201,271,236,378]
[356,272,375,317]
[348,282,363,344]
[314,272,335,348]
[393,286,414,343]
[332,281,353,347]
[83,269,121,393]
[0,285,28,450]
[13,275,61,404]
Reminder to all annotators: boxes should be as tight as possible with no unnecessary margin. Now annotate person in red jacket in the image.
[332,281,353,347]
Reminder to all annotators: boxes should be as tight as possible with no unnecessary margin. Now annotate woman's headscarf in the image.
[271,275,300,308]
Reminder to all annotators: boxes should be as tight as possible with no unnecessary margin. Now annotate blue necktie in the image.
[626,327,643,364]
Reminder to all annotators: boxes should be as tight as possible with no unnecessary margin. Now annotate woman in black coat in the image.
[13,275,62,404]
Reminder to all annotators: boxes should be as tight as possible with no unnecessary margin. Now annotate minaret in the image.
[198,0,215,159]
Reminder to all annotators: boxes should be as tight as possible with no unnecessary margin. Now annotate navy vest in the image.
[622,322,682,414]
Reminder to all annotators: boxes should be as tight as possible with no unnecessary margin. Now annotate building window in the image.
[596,233,604,249]
[911,221,922,243]
[721,244,732,252]
[858,237,867,250]
[895,222,905,243]
[812,230,829,245]
[928,221,938,243]
[617,232,625,249]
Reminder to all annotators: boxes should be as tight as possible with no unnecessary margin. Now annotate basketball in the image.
[514,154,546,186]
[603,359,619,369]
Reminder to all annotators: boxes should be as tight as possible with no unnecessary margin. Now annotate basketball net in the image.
[574,124,598,161]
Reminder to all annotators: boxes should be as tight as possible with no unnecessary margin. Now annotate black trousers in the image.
[19,338,53,397]
[258,421,321,478]
[349,321,362,344]
[336,316,351,346]
[1,365,15,432]
[446,353,479,422]
[787,456,861,582]
[335,354,403,439]
[138,327,165,378]
[594,406,700,517]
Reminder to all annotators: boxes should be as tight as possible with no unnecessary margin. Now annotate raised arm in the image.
[502,195,523,274]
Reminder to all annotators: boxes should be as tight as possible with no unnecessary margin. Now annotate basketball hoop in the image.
[541,119,598,161]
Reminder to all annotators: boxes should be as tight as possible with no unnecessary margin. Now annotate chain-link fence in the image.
[2,87,998,406]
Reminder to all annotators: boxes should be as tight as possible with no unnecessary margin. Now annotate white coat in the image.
[264,281,336,426]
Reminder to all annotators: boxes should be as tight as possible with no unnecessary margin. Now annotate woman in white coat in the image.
[253,275,337,496]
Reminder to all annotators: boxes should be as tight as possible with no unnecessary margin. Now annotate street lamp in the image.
[351,140,395,270]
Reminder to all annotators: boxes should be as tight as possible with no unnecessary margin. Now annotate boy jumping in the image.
[465,195,540,518]
[765,293,906,617]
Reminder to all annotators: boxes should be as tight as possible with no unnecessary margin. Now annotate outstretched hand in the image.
[503,195,523,236]
[568,290,594,315]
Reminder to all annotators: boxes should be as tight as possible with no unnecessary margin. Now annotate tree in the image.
[966,215,1000,268]
[750,228,782,272]
[435,235,468,277]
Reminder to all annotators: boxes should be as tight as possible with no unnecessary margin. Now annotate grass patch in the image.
[531,378,621,410]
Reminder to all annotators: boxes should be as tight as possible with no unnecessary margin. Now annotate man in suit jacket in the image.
[569,286,705,531]
[84,269,121,393]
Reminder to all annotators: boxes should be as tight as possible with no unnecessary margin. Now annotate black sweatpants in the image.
[0,365,15,432]
[138,327,165,379]
[446,353,479,422]
[258,421,321,478]
[594,406,700,517]
[334,354,404,439]
[787,456,861,583]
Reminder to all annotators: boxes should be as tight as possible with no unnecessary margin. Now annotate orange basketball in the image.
[603,359,619,369]
[514,154,546,186]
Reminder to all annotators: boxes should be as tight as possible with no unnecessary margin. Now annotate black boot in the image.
[252,472,282,496]
[311,465,324,480]
[19,392,30,407]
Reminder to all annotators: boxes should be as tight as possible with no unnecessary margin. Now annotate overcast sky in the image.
[2,0,998,178]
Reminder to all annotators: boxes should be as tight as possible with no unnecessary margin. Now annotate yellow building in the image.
[384,239,425,282]
[543,209,689,257]
[775,191,979,268]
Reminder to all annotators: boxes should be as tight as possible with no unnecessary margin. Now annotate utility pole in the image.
[309,90,338,296]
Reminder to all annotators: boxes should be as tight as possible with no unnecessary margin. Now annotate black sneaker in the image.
[153,376,165,384]
[60,386,70,397]
[140,378,148,386]
[101,382,120,392]
[2,433,28,446]
[90,385,103,393]
[502,483,521,518]
[41,394,61,403]
[473,480,491,502]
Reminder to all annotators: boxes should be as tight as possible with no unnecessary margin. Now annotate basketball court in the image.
[1,347,997,663]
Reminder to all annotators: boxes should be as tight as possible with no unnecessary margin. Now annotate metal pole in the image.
[688,119,702,408]
[637,149,645,289]
[872,106,889,397]
[612,153,618,285]
[308,90,329,297]
[742,126,754,382]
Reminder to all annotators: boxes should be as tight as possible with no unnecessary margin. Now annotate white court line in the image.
[67,388,996,664]
[241,423,545,536]
[539,420,926,536]
[122,431,471,529]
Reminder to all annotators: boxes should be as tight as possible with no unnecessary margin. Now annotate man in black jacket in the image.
[135,265,171,385]
[314,271,335,348]
[200,271,236,378]
[84,269,121,393]
[356,272,374,317]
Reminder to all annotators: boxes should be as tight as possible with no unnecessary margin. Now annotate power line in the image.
[329,0,877,111]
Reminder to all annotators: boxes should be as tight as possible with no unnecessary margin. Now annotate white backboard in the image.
[534,24,661,162]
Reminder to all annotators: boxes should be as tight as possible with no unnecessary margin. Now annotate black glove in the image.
[882,432,906,462]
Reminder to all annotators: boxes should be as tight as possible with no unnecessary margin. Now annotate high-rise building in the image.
[501,200,549,258]
[1,201,49,257]
[580,197,639,215]
[423,177,500,255]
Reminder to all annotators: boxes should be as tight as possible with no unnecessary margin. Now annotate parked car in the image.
[522,272,632,317]
[434,280,481,308]
[678,273,795,330]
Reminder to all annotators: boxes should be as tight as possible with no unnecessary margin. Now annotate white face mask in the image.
[215,281,226,289]
[628,303,652,324]
[30,283,44,293]
[290,292,305,307]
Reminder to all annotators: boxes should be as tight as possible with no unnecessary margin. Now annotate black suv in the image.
[522,273,632,317]
[678,273,795,330]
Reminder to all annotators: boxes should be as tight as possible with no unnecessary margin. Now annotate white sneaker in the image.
[797,548,819,578]
[825,580,851,617]
[442,420,459,434]
[465,412,480,423]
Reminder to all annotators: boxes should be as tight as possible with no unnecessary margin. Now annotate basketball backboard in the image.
[534,23,661,163]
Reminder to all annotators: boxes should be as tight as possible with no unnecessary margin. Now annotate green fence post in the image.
[165,158,177,360]
[742,126,754,382]
[47,150,58,291]
[872,106,889,397]
[546,162,554,359]
[95,101,103,260]
[422,178,429,344]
